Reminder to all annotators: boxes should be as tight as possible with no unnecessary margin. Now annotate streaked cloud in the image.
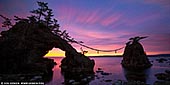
[0,0,170,56]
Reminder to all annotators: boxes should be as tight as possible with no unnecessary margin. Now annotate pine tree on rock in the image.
[0,15,13,28]
[30,1,48,22]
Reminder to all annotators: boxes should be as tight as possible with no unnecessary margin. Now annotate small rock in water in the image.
[81,78,87,82]
[165,70,170,74]
[156,58,167,63]
[20,77,25,80]
[101,72,111,75]
[61,82,65,84]
[96,70,103,73]
[30,76,42,81]
[155,73,167,80]
[87,76,92,79]
[69,80,75,83]
[105,80,112,82]
[96,77,100,79]
[72,82,80,85]
[155,81,170,85]
[34,76,42,79]
[114,80,123,85]
[54,62,57,65]
[98,68,102,70]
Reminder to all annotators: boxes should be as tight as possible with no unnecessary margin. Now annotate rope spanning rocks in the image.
[121,36,152,70]
[76,42,124,54]
[0,1,94,82]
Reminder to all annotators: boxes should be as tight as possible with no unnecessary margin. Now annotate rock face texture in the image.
[0,22,55,74]
[0,20,94,79]
[121,36,152,70]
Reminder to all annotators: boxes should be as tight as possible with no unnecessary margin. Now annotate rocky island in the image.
[121,36,152,70]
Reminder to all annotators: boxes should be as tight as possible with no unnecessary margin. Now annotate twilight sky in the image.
[0,0,170,56]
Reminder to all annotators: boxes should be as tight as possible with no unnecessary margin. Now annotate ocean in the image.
[46,56,170,85]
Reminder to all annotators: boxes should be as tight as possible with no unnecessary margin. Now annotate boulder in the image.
[155,70,170,81]
[121,36,152,70]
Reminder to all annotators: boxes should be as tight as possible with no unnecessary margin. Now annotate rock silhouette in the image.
[0,1,94,81]
[121,36,152,70]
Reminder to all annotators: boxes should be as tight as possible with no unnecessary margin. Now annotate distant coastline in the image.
[89,54,170,57]
[46,54,170,58]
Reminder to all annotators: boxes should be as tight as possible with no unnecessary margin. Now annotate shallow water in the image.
[46,56,170,85]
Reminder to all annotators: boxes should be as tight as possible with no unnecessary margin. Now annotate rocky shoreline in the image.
[0,58,56,83]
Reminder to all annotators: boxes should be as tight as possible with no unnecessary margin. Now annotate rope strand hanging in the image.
[75,42,124,54]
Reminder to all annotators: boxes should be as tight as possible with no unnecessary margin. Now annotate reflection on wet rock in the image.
[61,71,94,85]
[123,68,150,83]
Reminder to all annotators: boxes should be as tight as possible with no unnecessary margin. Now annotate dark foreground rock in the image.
[155,70,170,81]
[154,70,170,85]
[154,81,170,85]
[121,36,152,70]
[62,71,95,85]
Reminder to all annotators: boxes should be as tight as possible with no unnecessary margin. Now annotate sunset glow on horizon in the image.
[0,0,170,57]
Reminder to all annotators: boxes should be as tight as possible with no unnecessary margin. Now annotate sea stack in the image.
[121,36,152,70]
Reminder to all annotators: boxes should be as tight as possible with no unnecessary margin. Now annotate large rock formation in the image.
[0,2,94,82]
[121,36,152,70]
[0,20,94,81]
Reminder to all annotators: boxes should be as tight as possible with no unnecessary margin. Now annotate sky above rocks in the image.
[0,0,170,56]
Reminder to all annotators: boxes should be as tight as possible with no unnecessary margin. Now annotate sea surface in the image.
[46,56,170,85]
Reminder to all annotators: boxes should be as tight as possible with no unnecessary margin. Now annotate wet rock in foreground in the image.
[154,70,170,85]
[61,71,95,85]
[112,80,148,85]
[155,70,170,81]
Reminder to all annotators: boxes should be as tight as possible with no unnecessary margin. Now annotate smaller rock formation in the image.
[121,36,152,70]
[60,52,95,74]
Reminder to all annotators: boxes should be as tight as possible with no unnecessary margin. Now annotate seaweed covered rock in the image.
[121,36,152,70]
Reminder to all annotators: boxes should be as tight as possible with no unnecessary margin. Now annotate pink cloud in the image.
[55,6,103,27]
[101,14,122,26]
[75,12,90,24]
[55,6,78,22]
[124,12,161,26]
[142,33,170,53]
[85,9,101,24]
[75,9,103,25]
[144,0,170,8]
